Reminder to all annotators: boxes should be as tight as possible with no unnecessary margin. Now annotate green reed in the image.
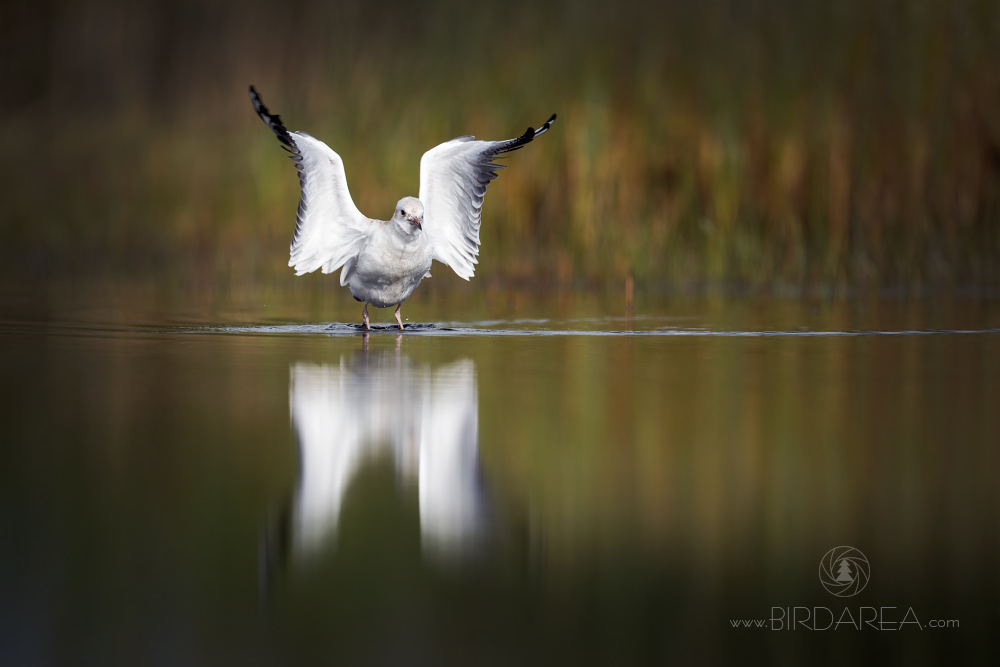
[3,0,999,290]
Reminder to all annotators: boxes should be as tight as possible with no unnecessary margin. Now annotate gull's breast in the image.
[349,232,432,307]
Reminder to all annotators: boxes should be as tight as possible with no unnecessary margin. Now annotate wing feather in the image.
[418,114,556,280]
[250,86,374,279]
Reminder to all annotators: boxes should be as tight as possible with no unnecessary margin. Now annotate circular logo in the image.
[819,546,870,597]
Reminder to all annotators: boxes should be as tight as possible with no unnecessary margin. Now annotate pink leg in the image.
[362,303,370,330]
[394,303,404,330]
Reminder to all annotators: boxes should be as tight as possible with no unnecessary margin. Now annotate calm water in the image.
[1,283,998,664]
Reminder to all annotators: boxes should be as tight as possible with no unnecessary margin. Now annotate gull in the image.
[250,86,556,330]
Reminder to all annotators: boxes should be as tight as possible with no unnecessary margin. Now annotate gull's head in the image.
[393,197,424,234]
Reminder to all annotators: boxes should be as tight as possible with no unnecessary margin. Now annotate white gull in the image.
[250,86,556,330]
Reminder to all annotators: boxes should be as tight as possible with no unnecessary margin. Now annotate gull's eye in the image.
[399,209,404,216]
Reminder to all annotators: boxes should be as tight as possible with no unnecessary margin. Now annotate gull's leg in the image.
[394,303,404,330]
[362,303,370,330]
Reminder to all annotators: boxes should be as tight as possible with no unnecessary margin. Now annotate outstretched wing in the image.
[250,86,374,280]
[418,114,556,280]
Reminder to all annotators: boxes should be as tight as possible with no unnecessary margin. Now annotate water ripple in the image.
[208,322,1000,338]
[2,320,999,339]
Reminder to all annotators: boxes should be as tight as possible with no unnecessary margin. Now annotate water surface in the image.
[2,286,998,664]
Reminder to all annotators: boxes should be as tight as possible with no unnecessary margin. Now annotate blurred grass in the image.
[2,0,1000,291]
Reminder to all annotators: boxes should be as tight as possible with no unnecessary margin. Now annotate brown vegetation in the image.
[2,0,999,290]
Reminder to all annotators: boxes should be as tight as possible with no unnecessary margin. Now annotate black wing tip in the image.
[249,85,296,152]
[493,113,558,155]
[534,114,557,136]
[523,114,557,138]
[248,84,266,114]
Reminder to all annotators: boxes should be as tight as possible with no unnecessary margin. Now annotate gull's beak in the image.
[408,215,422,231]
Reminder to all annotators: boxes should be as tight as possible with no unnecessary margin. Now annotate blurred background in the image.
[3,3,1000,662]
[3,0,999,295]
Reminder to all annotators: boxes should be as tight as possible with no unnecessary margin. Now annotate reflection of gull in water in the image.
[285,348,484,564]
